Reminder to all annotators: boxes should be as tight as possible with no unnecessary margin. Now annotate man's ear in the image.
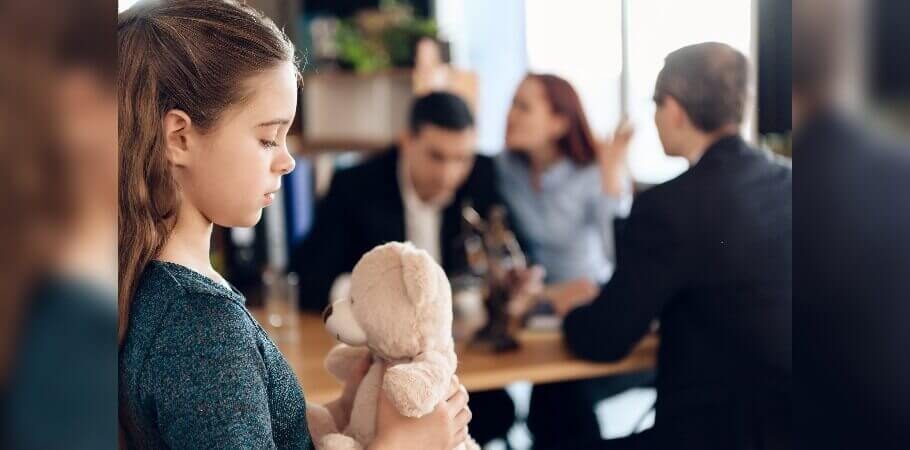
[664,96,689,129]
[399,129,418,155]
[398,130,410,148]
[162,109,193,167]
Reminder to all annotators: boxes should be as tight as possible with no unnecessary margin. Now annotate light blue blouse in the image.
[495,152,632,284]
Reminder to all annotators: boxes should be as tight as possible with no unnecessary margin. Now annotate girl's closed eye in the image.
[260,139,278,149]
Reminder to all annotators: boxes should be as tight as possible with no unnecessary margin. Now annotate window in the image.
[525,0,755,183]
[525,0,624,145]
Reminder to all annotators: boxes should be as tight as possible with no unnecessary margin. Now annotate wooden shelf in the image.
[299,138,394,152]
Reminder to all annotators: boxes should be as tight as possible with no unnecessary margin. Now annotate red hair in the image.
[527,73,599,165]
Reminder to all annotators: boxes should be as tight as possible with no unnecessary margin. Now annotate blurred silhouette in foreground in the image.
[795,0,910,448]
[0,1,117,449]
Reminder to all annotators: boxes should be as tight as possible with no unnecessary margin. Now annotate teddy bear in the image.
[306,241,480,450]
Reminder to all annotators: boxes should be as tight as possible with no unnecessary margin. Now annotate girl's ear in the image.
[162,109,193,167]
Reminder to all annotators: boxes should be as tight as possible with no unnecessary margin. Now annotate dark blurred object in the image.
[757,0,792,135]
[756,0,792,159]
[304,0,431,19]
[871,0,910,104]
[795,0,910,447]
[224,224,268,298]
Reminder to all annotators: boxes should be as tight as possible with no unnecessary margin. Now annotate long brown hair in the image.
[526,73,599,165]
[118,0,296,345]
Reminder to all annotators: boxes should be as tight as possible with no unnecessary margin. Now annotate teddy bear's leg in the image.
[306,403,338,443]
[461,434,481,450]
[318,433,364,450]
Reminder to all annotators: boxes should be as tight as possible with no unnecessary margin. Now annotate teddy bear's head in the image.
[323,241,453,362]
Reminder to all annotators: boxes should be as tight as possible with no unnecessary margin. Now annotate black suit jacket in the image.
[292,148,503,312]
[564,136,792,449]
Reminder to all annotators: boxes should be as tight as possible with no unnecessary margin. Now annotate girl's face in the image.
[171,62,297,228]
[505,77,567,155]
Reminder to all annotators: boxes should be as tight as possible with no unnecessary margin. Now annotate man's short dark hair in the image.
[654,42,750,132]
[408,91,474,135]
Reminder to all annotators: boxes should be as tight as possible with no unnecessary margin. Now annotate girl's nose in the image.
[276,146,296,175]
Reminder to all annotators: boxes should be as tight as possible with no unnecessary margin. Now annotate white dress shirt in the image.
[397,159,445,263]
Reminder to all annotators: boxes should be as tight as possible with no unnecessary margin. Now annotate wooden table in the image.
[251,309,658,405]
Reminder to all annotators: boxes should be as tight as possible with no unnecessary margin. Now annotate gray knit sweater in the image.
[119,261,314,449]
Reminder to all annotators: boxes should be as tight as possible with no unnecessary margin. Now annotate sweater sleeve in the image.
[148,296,278,449]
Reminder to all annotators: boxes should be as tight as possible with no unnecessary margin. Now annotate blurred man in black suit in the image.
[558,43,792,450]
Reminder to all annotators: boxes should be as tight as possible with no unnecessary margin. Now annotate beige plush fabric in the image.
[316,242,479,450]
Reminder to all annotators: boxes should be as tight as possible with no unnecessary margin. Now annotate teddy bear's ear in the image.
[400,245,439,306]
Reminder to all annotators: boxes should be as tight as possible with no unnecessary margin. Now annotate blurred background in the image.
[116,0,792,300]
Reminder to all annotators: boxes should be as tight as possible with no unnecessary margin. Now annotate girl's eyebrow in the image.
[257,118,291,127]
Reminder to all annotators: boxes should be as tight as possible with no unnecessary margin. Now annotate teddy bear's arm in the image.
[381,350,456,418]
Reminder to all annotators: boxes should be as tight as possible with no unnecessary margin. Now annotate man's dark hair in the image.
[654,42,750,132]
[408,91,474,134]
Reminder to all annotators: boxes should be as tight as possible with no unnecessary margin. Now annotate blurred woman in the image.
[495,73,647,449]
[497,73,633,312]
[118,1,470,448]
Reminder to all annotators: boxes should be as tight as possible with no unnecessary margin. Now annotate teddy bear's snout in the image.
[322,304,333,323]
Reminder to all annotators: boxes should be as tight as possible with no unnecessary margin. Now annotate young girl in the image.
[118,1,470,448]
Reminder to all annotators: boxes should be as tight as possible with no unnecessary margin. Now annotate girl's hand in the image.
[597,118,634,197]
[372,373,471,450]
